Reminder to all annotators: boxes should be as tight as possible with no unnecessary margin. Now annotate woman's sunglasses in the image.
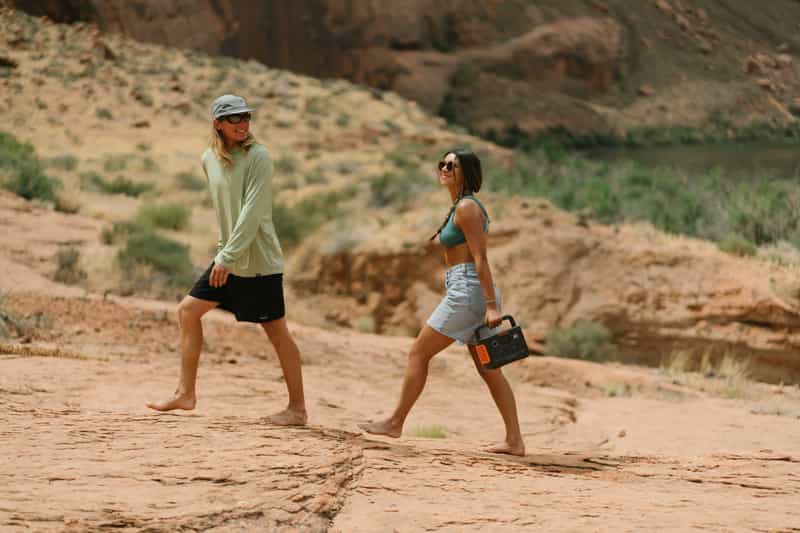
[221,113,252,124]
[437,161,459,172]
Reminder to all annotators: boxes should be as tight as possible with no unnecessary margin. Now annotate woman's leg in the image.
[146,296,219,411]
[359,325,454,437]
[468,346,526,456]
[261,317,307,426]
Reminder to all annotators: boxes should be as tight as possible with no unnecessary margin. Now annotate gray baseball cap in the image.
[211,94,253,119]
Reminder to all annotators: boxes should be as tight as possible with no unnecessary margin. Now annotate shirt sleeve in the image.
[214,150,274,268]
[200,154,223,252]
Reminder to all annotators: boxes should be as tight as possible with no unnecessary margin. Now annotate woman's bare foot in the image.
[484,440,526,457]
[263,408,307,426]
[358,419,402,438]
[146,393,196,412]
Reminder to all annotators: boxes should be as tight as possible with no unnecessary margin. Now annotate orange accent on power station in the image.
[476,344,491,365]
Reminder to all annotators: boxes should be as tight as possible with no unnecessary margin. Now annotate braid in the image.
[429,186,466,242]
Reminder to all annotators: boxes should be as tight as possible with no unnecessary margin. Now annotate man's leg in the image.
[146,296,218,411]
[261,317,307,426]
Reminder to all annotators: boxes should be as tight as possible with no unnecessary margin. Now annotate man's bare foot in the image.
[358,419,402,438]
[263,408,307,427]
[146,393,196,412]
[484,441,526,457]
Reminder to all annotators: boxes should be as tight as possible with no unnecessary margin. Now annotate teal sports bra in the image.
[439,195,490,248]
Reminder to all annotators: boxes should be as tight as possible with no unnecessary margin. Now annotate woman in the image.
[360,149,525,456]
[146,94,307,426]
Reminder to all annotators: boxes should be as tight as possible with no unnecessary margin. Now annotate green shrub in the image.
[0,290,11,338]
[486,150,800,248]
[273,190,348,248]
[136,203,191,231]
[54,194,81,214]
[0,131,61,202]
[409,424,448,438]
[82,172,155,197]
[275,156,299,175]
[96,108,113,120]
[545,320,614,361]
[101,220,150,245]
[48,154,78,171]
[103,155,130,172]
[304,171,327,185]
[335,113,351,127]
[0,290,52,338]
[118,230,194,288]
[53,247,87,285]
[718,234,757,257]
[175,170,206,191]
[141,157,158,173]
[369,171,432,208]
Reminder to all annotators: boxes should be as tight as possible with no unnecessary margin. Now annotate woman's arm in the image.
[455,200,502,328]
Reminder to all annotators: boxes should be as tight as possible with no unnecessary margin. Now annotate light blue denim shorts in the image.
[426,262,503,345]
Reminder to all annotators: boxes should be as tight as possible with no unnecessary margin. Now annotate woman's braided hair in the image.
[429,149,484,241]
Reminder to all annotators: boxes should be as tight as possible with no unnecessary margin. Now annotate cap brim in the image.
[214,107,253,118]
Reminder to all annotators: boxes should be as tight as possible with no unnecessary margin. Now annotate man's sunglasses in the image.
[437,161,459,172]
[221,113,252,124]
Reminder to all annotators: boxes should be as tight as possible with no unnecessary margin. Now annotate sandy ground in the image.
[1,290,799,532]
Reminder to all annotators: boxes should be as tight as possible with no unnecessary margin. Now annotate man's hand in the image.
[209,262,231,288]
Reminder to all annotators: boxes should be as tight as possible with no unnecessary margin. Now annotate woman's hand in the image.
[210,262,231,287]
[485,305,502,328]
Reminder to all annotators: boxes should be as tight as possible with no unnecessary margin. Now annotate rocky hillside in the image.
[2,7,800,384]
[10,0,800,140]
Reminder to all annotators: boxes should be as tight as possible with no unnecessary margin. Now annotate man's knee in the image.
[262,318,290,344]
[177,298,205,325]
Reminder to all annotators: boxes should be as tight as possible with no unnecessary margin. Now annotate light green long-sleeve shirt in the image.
[201,144,284,277]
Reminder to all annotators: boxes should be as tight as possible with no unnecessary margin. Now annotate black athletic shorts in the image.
[189,262,285,323]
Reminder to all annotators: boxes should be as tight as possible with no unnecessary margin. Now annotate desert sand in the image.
[2,287,799,532]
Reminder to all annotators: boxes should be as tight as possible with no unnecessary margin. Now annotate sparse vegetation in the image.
[96,108,113,120]
[275,156,300,175]
[718,234,757,257]
[0,290,52,339]
[48,154,78,171]
[54,194,81,214]
[661,349,754,399]
[304,170,327,185]
[103,155,130,173]
[356,315,376,333]
[335,113,351,127]
[136,203,192,231]
[368,170,433,208]
[488,150,800,250]
[545,320,615,361]
[53,247,87,285]
[0,131,61,202]
[81,172,155,197]
[409,424,448,439]
[602,382,633,397]
[117,228,195,289]
[175,170,207,191]
[273,190,349,248]
[141,157,158,173]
